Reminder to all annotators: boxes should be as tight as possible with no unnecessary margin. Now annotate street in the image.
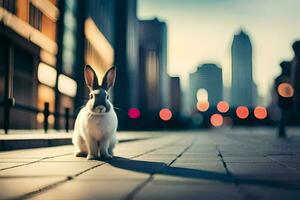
[0,128,300,200]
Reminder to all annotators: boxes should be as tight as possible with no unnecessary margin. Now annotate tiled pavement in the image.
[0,128,300,200]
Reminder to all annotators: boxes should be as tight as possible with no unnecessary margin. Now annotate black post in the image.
[43,102,50,133]
[3,44,14,134]
[65,107,70,133]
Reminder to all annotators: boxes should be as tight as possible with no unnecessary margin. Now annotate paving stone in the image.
[0,177,65,200]
[238,184,300,200]
[227,163,295,175]
[29,179,144,200]
[0,161,102,176]
[77,164,149,180]
[222,156,273,163]
[134,182,243,200]
[171,162,227,173]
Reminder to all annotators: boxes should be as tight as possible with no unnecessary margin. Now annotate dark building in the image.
[189,63,223,112]
[138,18,170,114]
[113,0,139,129]
[57,0,116,127]
[170,76,181,114]
[0,0,116,130]
[231,30,257,107]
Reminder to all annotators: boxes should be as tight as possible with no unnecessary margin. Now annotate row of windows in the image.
[0,0,56,41]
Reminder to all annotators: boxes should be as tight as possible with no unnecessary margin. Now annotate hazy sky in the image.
[138,0,300,103]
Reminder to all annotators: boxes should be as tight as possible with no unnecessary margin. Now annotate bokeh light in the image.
[196,101,209,112]
[128,108,140,119]
[254,106,267,119]
[48,114,55,124]
[197,88,208,102]
[159,108,172,121]
[236,106,249,119]
[36,112,44,123]
[210,114,223,127]
[217,101,229,113]
[277,83,294,98]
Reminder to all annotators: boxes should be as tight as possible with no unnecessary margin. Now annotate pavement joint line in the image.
[216,145,238,186]
[266,156,300,173]
[0,153,73,171]
[123,136,197,200]
[17,136,181,200]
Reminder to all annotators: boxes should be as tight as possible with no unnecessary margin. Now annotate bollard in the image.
[4,98,15,134]
[43,102,50,133]
[65,107,70,133]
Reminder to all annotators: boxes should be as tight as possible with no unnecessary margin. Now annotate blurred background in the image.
[0,0,300,132]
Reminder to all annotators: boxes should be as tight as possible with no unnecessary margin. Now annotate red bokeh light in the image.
[217,101,229,113]
[254,106,267,120]
[196,101,209,112]
[128,108,140,119]
[159,108,172,121]
[236,106,249,119]
[210,114,223,127]
[277,83,294,98]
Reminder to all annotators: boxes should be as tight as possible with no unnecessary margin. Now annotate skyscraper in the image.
[189,63,223,112]
[231,30,256,107]
[138,18,169,113]
[114,0,139,129]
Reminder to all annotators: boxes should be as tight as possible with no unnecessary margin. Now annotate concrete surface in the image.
[0,128,300,200]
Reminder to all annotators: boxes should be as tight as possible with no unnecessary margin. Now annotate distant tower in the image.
[189,63,223,112]
[231,30,255,107]
[138,18,169,113]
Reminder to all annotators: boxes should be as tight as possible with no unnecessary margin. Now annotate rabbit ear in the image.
[84,65,99,90]
[102,66,116,90]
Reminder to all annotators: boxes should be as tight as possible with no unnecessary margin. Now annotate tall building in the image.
[0,0,61,129]
[57,0,115,127]
[189,63,223,112]
[113,0,139,129]
[138,18,169,113]
[170,76,181,114]
[231,30,256,107]
[0,0,115,129]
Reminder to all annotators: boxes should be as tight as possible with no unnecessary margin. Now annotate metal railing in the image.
[0,98,74,134]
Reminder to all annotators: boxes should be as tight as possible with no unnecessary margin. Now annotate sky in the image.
[138,0,300,104]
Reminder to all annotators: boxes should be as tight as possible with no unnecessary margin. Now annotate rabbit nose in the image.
[95,105,106,113]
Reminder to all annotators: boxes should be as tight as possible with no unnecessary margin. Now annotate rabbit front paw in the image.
[101,154,113,160]
[87,154,98,160]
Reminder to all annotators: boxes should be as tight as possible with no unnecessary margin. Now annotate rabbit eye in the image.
[106,95,110,99]
[90,94,93,99]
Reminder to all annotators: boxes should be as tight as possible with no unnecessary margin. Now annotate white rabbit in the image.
[72,65,118,160]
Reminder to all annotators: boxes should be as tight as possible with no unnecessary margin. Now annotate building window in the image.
[29,3,42,30]
[0,0,16,14]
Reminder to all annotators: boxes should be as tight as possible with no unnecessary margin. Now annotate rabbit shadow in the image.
[105,156,300,190]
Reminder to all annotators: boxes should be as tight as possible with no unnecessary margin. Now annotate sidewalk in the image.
[0,129,300,200]
[0,130,156,151]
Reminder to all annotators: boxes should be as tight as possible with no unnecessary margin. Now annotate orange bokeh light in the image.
[196,101,209,112]
[254,106,267,119]
[159,108,172,121]
[236,106,249,119]
[210,114,223,127]
[277,83,294,98]
[217,101,229,113]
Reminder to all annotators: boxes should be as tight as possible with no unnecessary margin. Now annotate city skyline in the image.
[138,0,300,104]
